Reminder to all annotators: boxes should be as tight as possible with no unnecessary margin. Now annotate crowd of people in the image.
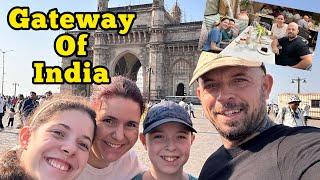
[0,91,53,131]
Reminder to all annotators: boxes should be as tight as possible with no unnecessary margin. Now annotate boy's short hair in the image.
[143,101,197,135]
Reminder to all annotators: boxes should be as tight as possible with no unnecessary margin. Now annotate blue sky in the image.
[0,0,319,102]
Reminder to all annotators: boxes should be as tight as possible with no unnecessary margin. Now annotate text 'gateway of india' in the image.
[60,0,202,101]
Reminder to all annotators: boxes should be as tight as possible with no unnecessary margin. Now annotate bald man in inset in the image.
[271,22,312,70]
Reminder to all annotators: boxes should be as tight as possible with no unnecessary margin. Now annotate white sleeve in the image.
[271,24,276,35]
[274,108,283,124]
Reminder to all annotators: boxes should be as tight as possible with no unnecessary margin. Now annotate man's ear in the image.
[139,133,147,150]
[19,126,31,149]
[196,86,202,99]
[191,133,195,145]
[262,74,273,100]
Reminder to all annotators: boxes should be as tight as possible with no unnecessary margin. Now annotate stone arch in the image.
[171,59,191,76]
[111,50,142,81]
[176,83,185,96]
[171,59,192,96]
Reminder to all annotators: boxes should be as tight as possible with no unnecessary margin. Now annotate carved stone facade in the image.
[60,0,202,100]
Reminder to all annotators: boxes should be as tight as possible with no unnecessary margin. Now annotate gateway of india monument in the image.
[60,0,202,101]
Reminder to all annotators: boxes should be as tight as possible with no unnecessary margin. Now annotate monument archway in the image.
[176,83,185,96]
[172,60,191,96]
[113,52,142,82]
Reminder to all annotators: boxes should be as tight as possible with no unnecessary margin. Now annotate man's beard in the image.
[288,33,297,40]
[211,88,267,142]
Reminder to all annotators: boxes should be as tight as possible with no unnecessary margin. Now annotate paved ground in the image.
[1,106,320,177]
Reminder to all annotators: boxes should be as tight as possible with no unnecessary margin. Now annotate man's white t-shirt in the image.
[275,107,305,127]
[303,105,310,117]
[77,150,146,180]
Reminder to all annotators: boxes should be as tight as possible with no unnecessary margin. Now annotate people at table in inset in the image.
[271,14,288,39]
[222,19,239,42]
[203,17,230,53]
[271,22,312,70]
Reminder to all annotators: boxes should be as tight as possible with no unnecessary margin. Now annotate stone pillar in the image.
[151,0,165,28]
[97,0,108,12]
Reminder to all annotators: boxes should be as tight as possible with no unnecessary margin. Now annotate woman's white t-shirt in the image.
[77,150,146,180]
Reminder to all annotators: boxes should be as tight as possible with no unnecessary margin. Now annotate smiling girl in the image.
[0,95,97,180]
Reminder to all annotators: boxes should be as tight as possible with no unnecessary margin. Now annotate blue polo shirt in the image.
[203,27,222,51]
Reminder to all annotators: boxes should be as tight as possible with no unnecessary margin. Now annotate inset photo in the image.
[199,0,319,71]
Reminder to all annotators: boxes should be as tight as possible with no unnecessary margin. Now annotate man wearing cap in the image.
[190,52,320,179]
[274,95,305,127]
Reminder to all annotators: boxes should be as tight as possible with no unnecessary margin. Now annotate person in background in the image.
[11,96,18,108]
[0,96,5,131]
[222,19,239,42]
[179,97,188,110]
[21,91,39,126]
[297,15,310,29]
[275,95,305,127]
[0,95,97,180]
[271,14,288,39]
[77,76,146,180]
[307,17,315,29]
[203,17,230,53]
[132,101,197,180]
[282,8,294,23]
[236,9,249,33]
[293,13,301,23]
[303,104,311,126]
[6,107,15,127]
[39,91,53,104]
[267,104,271,114]
[259,4,273,15]
[15,94,24,129]
[188,102,196,118]
[273,104,279,116]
